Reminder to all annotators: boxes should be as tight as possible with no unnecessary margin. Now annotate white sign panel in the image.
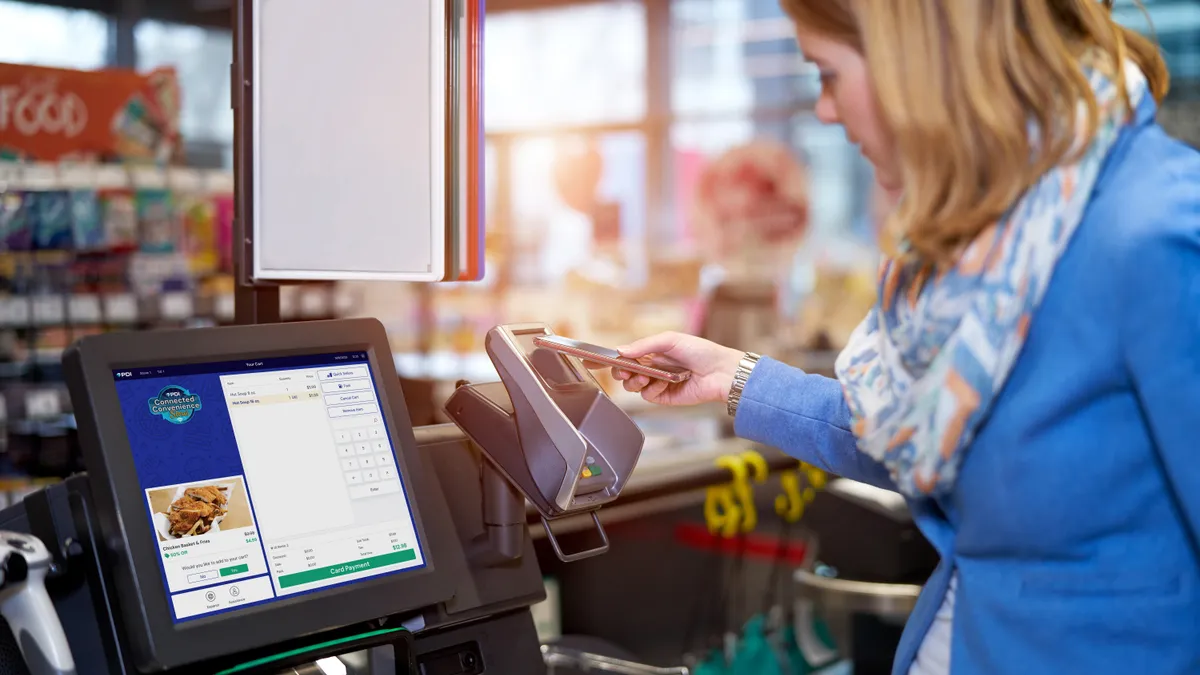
[252,0,446,281]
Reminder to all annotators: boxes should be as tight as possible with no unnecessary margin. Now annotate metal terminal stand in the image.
[471,454,527,567]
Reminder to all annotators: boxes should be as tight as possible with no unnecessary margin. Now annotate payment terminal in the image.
[445,324,645,562]
[0,319,550,674]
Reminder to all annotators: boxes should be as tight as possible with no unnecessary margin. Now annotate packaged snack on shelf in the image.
[70,253,129,295]
[33,326,72,353]
[180,194,218,275]
[136,188,177,253]
[0,190,33,251]
[33,190,73,250]
[100,187,138,248]
[214,195,234,272]
[128,252,191,297]
[70,190,105,250]
[100,189,138,250]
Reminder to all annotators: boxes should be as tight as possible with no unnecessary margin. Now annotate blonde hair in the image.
[781,0,1170,263]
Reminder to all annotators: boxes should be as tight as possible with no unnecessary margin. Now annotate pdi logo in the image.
[148,386,202,424]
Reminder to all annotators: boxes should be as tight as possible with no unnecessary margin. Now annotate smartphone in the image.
[532,335,691,384]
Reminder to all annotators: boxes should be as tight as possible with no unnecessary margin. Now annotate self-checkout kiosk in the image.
[0,0,655,672]
[0,316,646,674]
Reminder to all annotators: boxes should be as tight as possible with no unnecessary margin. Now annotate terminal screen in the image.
[112,352,426,622]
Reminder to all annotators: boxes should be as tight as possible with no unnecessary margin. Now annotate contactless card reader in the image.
[445,324,645,562]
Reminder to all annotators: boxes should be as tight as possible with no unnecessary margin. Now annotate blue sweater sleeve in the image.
[1121,167,1200,549]
[732,356,896,491]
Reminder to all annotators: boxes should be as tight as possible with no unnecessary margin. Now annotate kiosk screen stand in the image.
[111,352,427,623]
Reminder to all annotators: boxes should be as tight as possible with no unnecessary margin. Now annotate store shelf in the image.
[0,162,232,194]
[0,285,360,329]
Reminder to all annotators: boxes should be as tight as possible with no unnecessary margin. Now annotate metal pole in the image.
[231,0,281,326]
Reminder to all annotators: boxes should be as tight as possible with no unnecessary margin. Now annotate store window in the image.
[0,1,108,71]
[485,2,646,131]
[485,2,650,290]
[1114,0,1200,100]
[670,120,753,245]
[135,20,233,147]
[670,0,817,117]
[667,0,870,255]
[508,133,646,287]
[791,114,875,241]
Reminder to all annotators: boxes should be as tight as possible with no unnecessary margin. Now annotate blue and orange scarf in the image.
[836,59,1148,498]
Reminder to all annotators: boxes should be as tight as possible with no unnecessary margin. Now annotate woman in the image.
[613,1,1200,674]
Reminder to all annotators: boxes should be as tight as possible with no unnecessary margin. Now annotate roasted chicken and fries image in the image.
[149,478,250,541]
[166,485,229,537]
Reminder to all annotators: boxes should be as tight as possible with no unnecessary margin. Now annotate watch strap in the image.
[726,352,761,417]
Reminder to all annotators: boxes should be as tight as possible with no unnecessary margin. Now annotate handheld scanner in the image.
[0,532,74,675]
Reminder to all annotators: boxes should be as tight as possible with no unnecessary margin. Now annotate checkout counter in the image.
[0,318,674,674]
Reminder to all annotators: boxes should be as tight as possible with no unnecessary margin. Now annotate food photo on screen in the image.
[147,476,253,541]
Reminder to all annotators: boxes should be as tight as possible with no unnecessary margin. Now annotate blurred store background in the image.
[0,0,1198,670]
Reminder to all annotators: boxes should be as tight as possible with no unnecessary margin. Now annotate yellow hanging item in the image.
[718,454,760,533]
[775,469,805,523]
[704,484,742,539]
[705,454,750,537]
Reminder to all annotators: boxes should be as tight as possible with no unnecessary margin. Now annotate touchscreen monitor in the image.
[111,351,426,623]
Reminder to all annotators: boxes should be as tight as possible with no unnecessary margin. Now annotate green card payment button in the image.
[220,564,250,577]
[277,549,417,589]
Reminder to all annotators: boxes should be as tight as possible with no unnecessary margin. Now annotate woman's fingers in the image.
[622,374,651,392]
[641,379,670,402]
[617,332,682,360]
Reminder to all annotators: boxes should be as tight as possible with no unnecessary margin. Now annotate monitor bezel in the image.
[64,318,457,671]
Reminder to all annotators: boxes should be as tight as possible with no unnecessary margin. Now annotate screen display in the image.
[112,352,426,623]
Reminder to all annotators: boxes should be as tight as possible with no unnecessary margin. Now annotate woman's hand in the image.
[608,332,744,406]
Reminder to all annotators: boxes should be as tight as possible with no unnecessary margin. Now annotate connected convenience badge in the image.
[149,386,203,424]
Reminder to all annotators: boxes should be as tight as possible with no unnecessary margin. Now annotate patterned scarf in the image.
[836,59,1148,499]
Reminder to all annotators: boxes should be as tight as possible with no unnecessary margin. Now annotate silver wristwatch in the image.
[726,352,761,417]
